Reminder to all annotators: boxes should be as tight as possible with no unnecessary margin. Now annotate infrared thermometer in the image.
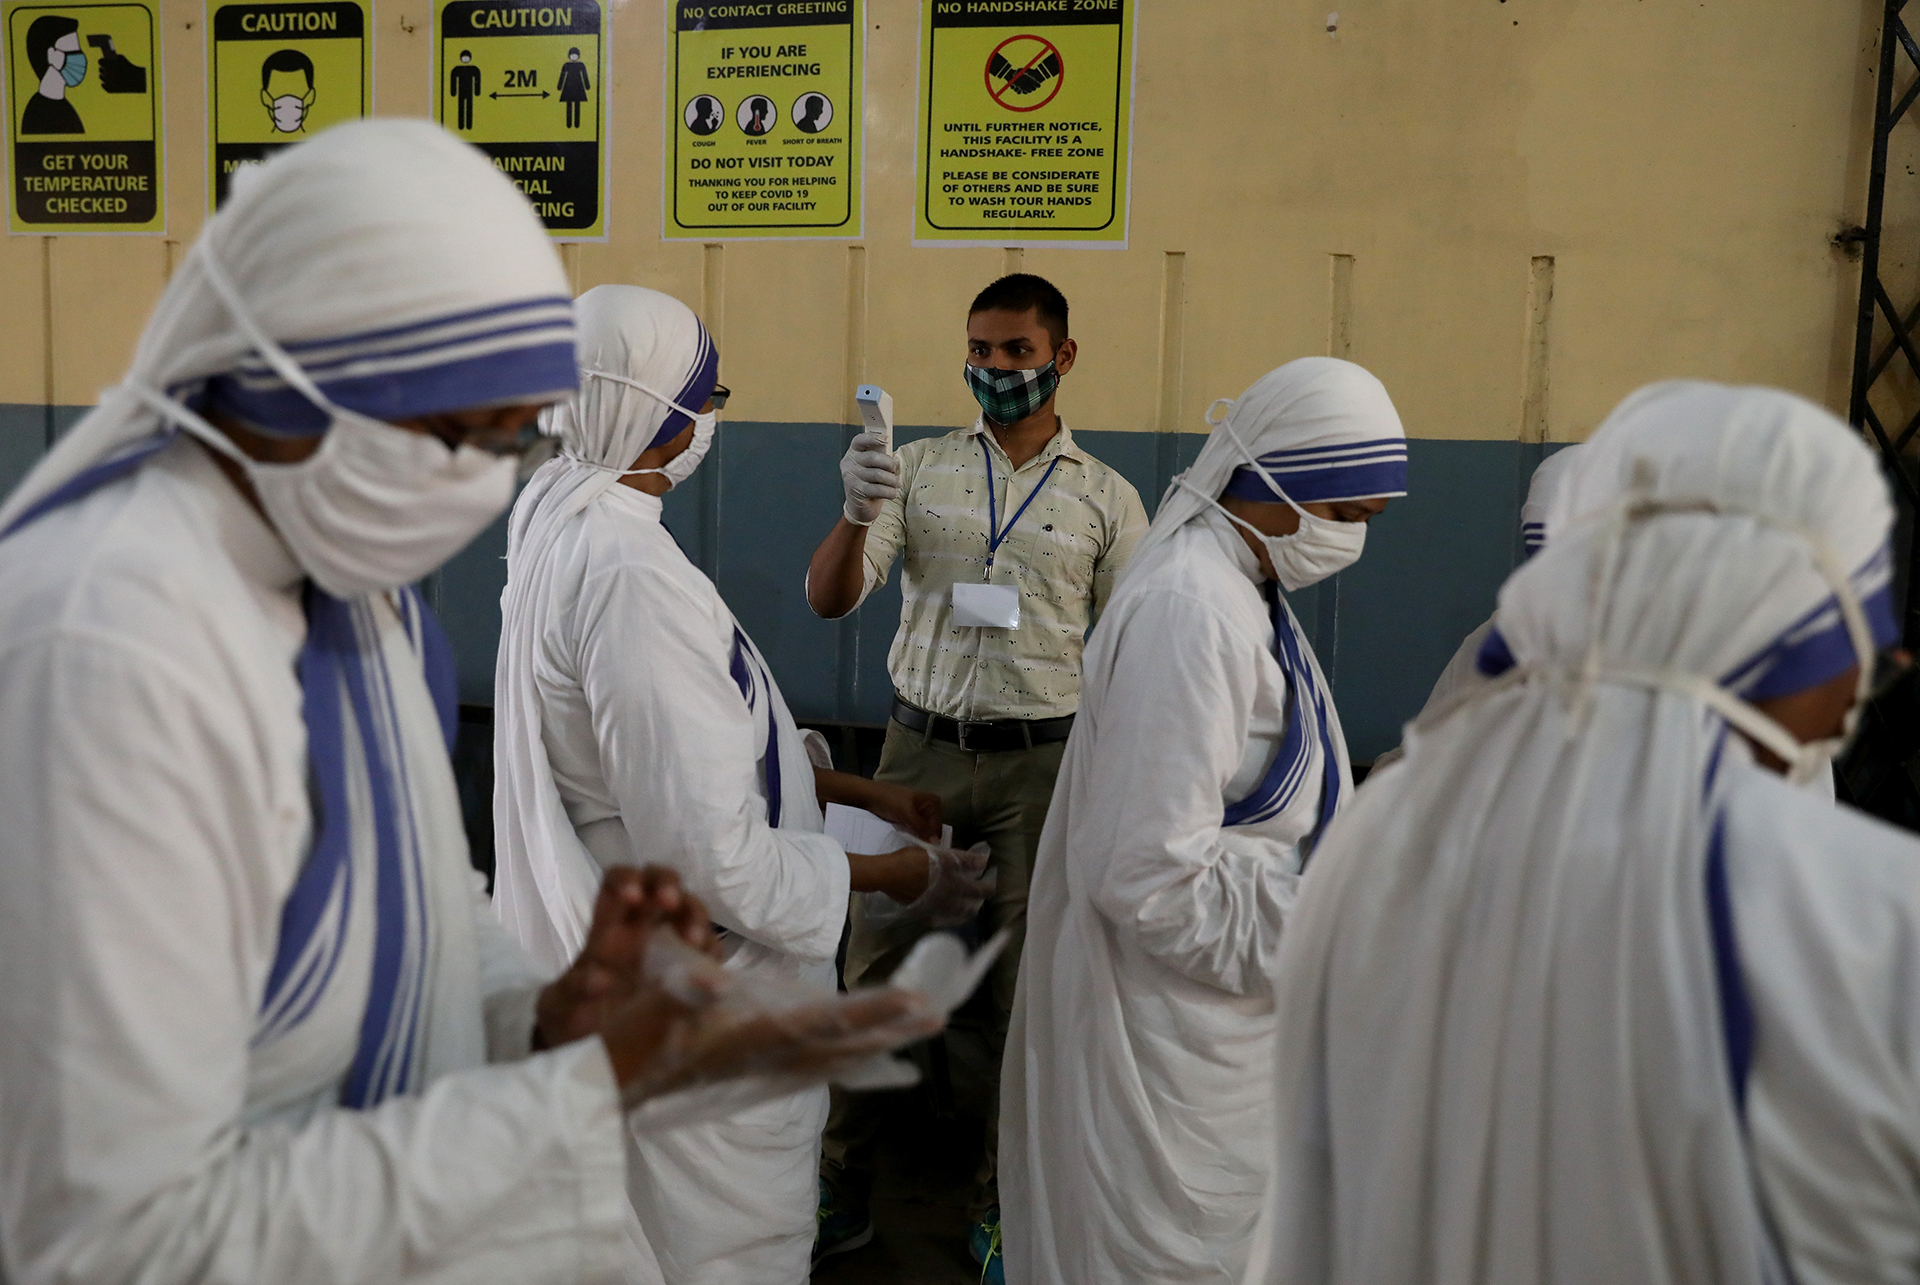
[855,384,894,451]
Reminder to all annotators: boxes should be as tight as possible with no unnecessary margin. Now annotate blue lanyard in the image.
[980,436,1062,573]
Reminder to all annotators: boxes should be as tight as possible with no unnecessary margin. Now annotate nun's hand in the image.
[603,934,942,1103]
[534,866,718,1052]
[841,431,900,525]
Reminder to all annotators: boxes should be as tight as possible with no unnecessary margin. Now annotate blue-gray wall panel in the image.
[713,422,846,720]
[0,404,48,502]
[50,405,87,439]
[1322,439,1528,756]
[433,510,512,704]
[0,404,91,505]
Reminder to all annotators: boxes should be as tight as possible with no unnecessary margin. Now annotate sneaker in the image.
[812,1178,873,1266]
[967,1206,1005,1285]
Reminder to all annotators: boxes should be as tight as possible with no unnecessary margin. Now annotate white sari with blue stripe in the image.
[1004,510,1351,1285]
[3,432,470,1116]
[1259,382,1913,1285]
[0,436,640,1284]
[0,118,650,1285]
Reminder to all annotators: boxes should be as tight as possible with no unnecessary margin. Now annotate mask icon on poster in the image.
[685,93,723,136]
[792,92,832,134]
[738,94,775,136]
[557,47,589,129]
[22,17,86,135]
[449,49,481,130]
[260,48,316,134]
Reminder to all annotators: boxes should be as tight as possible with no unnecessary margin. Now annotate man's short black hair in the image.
[27,14,79,79]
[261,47,315,91]
[969,273,1069,348]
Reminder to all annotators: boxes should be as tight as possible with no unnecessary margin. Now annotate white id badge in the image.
[952,582,1021,629]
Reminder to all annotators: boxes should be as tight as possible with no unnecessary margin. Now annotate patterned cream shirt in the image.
[856,419,1148,722]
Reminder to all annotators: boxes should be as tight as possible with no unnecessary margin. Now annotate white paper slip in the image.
[823,803,952,855]
[951,581,1021,629]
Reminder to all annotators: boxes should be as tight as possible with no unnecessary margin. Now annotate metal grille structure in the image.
[1843,0,1920,828]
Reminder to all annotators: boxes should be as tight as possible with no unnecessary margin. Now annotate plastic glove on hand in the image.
[619,929,1013,1114]
[616,933,945,1111]
[834,927,1010,1090]
[840,431,901,526]
[536,865,716,1051]
[904,840,994,928]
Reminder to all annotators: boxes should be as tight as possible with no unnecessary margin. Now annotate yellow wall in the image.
[0,0,1885,441]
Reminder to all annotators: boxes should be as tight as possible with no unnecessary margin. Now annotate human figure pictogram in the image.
[22,15,86,136]
[449,49,479,130]
[557,47,589,129]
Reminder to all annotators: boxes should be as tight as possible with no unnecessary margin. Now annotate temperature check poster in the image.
[665,0,862,240]
[915,0,1132,247]
[5,0,164,233]
[435,0,605,238]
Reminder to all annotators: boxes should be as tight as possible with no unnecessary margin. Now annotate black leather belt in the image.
[890,697,1074,753]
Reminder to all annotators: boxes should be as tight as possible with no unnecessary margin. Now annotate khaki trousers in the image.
[819,716,1066,1220]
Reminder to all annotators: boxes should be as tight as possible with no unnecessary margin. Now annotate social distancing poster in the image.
[435,0,605,239]
[664,0,862,240]
[5,0,162,233]
[915,0,1132,247]
[207,0,368,210]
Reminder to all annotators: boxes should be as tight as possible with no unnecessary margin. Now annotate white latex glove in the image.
[622,930,1007,1124]
[840,431,901,526]
[903,840,994,928]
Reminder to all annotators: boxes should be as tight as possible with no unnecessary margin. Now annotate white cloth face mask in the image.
[1177,400,1370,591]
[130,246,518,598]
[245,413,516,597]
[571,367,716,490]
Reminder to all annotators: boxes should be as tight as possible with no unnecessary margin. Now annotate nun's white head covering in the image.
[492,285,719,970]
[0,119,573,532]
[1130,357,1406,575]
[553,284,719,468]
[1519,443,1581,556]
[1481,382,1896,702]
[1262,382,1894,1285]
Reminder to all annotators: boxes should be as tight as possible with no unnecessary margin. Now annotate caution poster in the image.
[4,0,162,233]
[664,0,862,240]
[435,0,604,238]
[207,0,368,210]
[915,0,1132,247]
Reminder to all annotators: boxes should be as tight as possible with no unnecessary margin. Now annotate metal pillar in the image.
[1841,0,1920,826]
[1851,0,1920,536]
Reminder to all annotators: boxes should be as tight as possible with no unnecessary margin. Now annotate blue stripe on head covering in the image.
[203,295,579,435]
[1480,546,1899,696]
[1222,437,1409,505]
[1728,580,1898,701]
[1522,522,1547,557]
[648,321,719,451]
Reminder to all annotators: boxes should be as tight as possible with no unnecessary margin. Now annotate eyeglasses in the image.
[710,384,731,411]
[415,416,543,459]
